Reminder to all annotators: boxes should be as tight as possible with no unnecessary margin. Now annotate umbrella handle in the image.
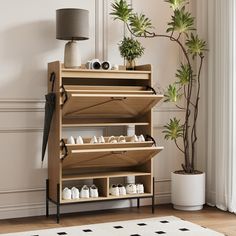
[50,72,56,92]
[60,85,68,106]
[60,139,68,160]
[145,135,157,147]
[146,85,157,95]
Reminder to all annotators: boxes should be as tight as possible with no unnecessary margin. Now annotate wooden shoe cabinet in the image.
[46,61,163,222]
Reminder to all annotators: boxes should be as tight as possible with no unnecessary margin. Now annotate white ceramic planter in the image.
[171,172,205,211]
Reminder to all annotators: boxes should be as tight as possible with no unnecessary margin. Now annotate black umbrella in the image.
[41,72,56,165]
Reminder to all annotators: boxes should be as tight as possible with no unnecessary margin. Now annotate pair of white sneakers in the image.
[62,187,80,200]
[81,184,99,198]
[90,136,105,144]
[62,184,99,200]
[108,135,126,143]
[131,134,145,142]
[90,135,127,144]
[109,184,126,196]
[126,183,145,194]
[67,136,83,145]
[109,183,145,196]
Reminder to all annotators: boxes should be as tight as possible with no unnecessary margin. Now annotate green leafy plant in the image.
[111,0,207,174]
[166,7,195,35]
[110,0,132,22]
[164,84,182,102]
[165,0,187,10]
[119,37,145,62]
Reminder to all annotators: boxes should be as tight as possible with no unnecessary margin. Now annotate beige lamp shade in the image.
[56,8,89,68]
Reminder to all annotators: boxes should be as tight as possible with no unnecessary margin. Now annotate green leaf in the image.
[186,33,207,59]
[129,13,153,36]
[163,118,184,141]
[119,37,145,61]
[166,7,195,35]
[165,0,188,11]
[175,63,192,86]
[110,0,132,23]
[164,84,182,102]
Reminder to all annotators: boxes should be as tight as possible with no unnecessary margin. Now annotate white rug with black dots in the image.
[0,216,225,236]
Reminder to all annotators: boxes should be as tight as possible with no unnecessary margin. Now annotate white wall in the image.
[0,0,194,219]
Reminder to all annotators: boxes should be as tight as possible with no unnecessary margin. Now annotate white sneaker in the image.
[109,184,119,196]
[67,136,75,144]
[108,136,117,143]
[76,136,84,144]
[98,136,105,143]
[118,184,126,195]
[126,184,137,194]
[136,183,144,194]
[80,185,90,198]
[138,134,145,142]
[130,135,138,142]
[90,184,99,198]
[62,187,72,200]
[71,187,80,199]
[118,135,126,143]
[90,136,98,144]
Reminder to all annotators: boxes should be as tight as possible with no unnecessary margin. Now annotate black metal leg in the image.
[46,179,49,217]
[152,177,155,214]
[137,198,140,208]
[56,183,60,223]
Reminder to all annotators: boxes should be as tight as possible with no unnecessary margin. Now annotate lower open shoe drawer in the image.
[61,146,163,169]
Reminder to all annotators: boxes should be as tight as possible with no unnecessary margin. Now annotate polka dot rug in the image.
[0,216,225,236]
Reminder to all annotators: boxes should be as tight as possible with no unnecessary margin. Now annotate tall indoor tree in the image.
[111,0,207,174]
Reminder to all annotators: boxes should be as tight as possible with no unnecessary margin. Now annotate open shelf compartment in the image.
[61,171,153,204]
[61,177,108,204]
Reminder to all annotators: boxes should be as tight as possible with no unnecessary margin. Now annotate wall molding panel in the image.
[154,107,185,113]
[0,127,43,133]
[0,188,44,195]
[0,99,45,112]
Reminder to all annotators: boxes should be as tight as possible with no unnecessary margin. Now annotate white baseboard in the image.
[0,193,171,220]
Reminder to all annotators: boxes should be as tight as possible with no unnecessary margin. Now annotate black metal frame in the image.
[46,177,156,223]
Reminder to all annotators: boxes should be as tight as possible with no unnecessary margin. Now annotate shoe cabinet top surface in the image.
[49,61,152,81]
[61,66,151,80]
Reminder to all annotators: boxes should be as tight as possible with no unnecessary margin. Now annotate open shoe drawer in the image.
[61,86,163,118]
[61,146,163,169]
[64,136,155,150]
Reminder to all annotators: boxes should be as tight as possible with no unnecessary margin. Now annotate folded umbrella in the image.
[41,72,56,165]
[41,93,56,165]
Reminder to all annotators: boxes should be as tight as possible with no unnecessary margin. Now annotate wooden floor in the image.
[0,205,235,235]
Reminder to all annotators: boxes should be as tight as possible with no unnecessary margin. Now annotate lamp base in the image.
[64,40,81,68]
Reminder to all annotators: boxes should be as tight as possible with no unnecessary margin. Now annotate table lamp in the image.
[56,8,89,68]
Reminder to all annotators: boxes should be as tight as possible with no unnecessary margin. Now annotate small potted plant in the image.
[119,37,144,70]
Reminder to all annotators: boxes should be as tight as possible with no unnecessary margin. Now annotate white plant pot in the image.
[171,171,205,211]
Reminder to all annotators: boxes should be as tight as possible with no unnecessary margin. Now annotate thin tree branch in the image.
[191,55,204,170]
[177,33,182,41]
[174,140,185,153]
[176,104,186,110]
